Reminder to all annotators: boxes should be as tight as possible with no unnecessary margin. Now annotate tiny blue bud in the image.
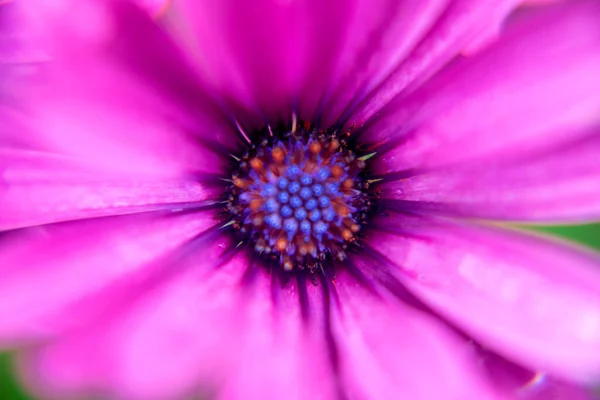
[277,191,289,204]
[300,220,311,234]
[314,221,328,235]
[309,210,321,222]
[300,187,313,200]
[286,165,301,178]
[312,183,324,196]
[264,199,279,213]
[288,181,301,194]
[318,195,331,208]
[290,195,303,208]
[277,177,289,189]
[300,174,313,186]
[261,184,277,197]
[280,205,293,218]
[322,207,336,222]
[305,198,318,211]
[294,207,307,220]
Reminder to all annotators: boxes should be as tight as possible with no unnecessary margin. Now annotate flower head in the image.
[1,0,600,399]
[225,125,375,272]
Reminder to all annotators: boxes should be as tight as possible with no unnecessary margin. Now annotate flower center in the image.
[225,127,373,272]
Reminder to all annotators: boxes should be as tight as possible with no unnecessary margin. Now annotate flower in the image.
[1,0,600,399]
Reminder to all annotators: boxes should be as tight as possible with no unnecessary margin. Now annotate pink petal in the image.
[0,211,215,342]
[17,235,242,400]
[0,1,45,100]
[347,0,530,127]
[174,0,523,126]
[0,148,216,230]
[367,0,600,172]
[330,275,501,400]
[481,352,596,400]
[173,0,350,124]
[381,132,600,223]
[217,274,337,400]
[21,0,236,177]
[368,217,600,383]
[300,0,450,126]
[19,252,337,400]
[100,246,248,400]
[518,381,596,400]
[137,0,171,17]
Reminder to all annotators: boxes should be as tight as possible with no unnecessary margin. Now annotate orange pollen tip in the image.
[304,161,317,173]
[250,199,263,211]
[343,179,354,189]
[252,216,264,226]
[350,223,360,233]
[276,238,288,251]
[250,158,264,171]
[283,261,294,271]
[272,147,285,162]
[332,165,344,177]
[329,140,340,151]
[309,142,322,154]
[342,229,353,241]
[233,178,246,188]
[336,205,350,217]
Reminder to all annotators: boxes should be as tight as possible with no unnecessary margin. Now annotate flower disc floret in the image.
[226,128,372,272]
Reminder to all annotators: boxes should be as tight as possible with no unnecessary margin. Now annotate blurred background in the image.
[0,223,599,399]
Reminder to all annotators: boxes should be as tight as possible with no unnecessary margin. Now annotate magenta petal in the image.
[21,0,236,177]
[331,276,500,400]
[307,0,449,126]
[368,0,600,171]
[0,1,43,101]
[479,350,597,400]
[218,275,337,400]
[17,240,244,400]
[174,0,349,123]
[348,0,529,126]
[481,353,596,400]
[19,257,337,400]
[137,0,170,16]
[369,218,600,383]
[97,249,247,400]
[0,211,214,342]
[518,381,596,400]
[381,132,600,222]
[174,0,466,125]
[0,148,216,229]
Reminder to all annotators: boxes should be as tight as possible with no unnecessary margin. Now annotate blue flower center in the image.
[228,131,370,272]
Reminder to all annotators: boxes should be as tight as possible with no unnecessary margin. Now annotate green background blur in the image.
[1,223,599,399]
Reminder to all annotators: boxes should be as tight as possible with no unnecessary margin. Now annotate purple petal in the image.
[0,148,216,229]
[0,211,214,343]
[330,275,501,400]
[368,0,600,172]
[174,0,521,126]
[302,0,450,126]
[20,0,237,176]
[217,274,337,400]
[481,352,596,400]
[18,256,338,400]
[518,380,596,400]
[137,0,171,16]
[381,131,600,222]
[369,216,600,383]
[173,0,352,124]
[0,1,45,101]
[347,0,530,127]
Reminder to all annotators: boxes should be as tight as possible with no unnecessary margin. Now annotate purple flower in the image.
[1,0,600,399]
